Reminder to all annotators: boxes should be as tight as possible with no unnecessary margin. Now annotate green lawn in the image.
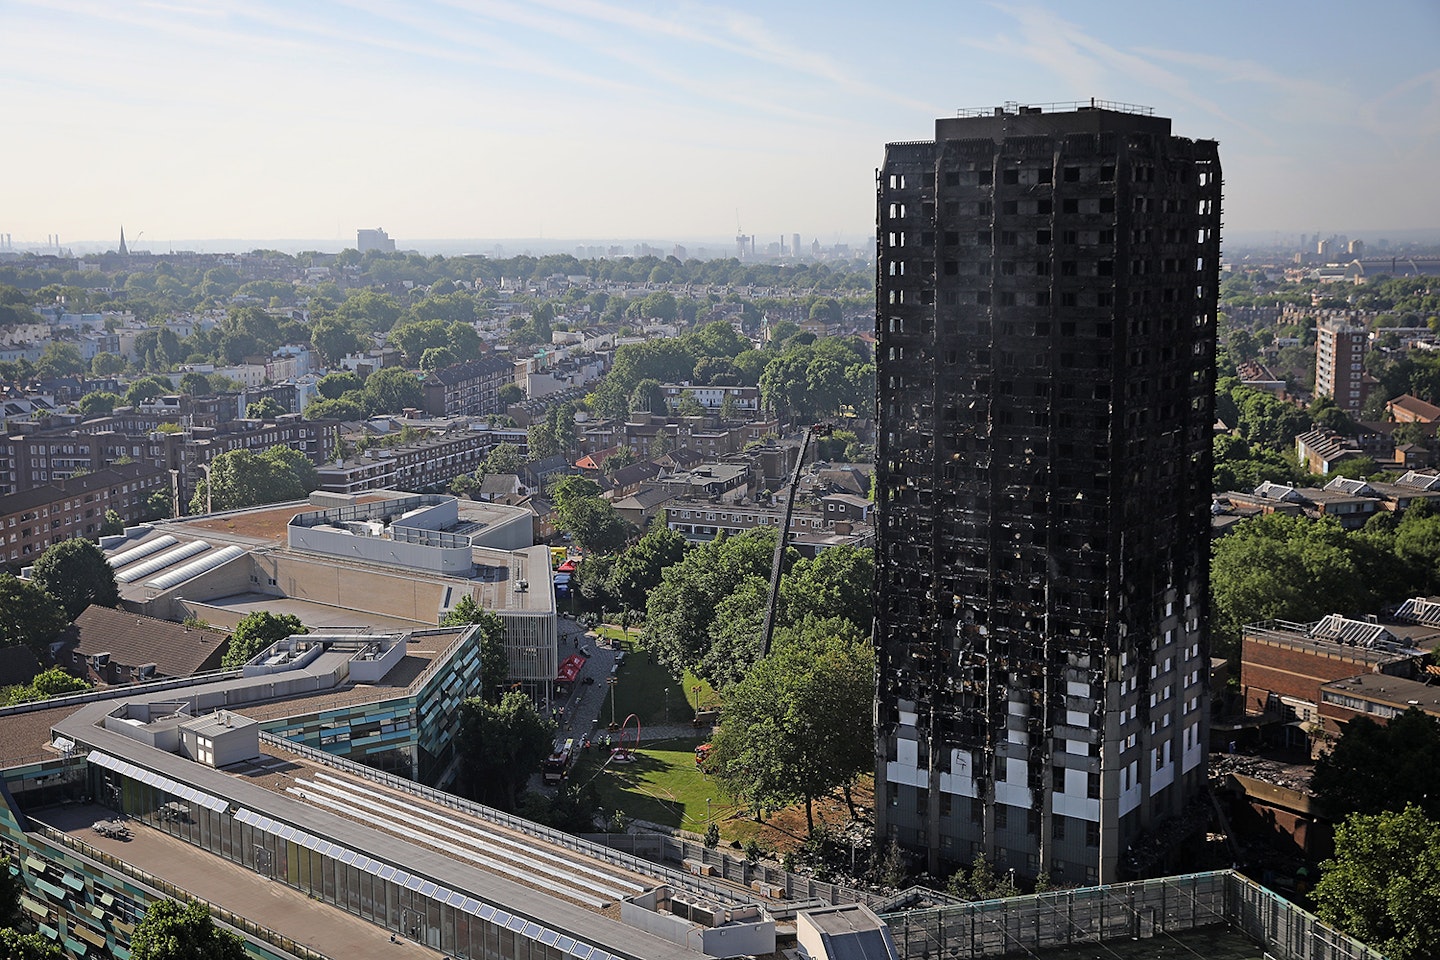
[576,647,736,832]
[572,736,732,832]
[599,649,699,726]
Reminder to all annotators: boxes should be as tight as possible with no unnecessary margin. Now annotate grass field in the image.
[597,648,718,726]
[570,736,722,831]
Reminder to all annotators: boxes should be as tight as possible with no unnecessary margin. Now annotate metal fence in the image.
[261,733,879,909]
[881,871,1385,960]
[32,823,331,960]
[1226,872,1388,960]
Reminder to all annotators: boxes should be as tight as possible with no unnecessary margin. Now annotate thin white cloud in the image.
[955,4,1271,145]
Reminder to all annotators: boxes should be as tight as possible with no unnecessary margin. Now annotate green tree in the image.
[191,447,318,513]
[307,314,366,365]
[1311,708,1440,821]
[556,497,631,555]
[629,378,667,416]
[31,538,119,619]
[177,371,211,396]
[221,611,307,669]
[484,442,523,476]
[304,395,367,421]
[144,490,174,521]
[605,523,687,611]
[1391,422,1432,448]
[0,929,62,960]
[527,422,560,460]
[497,382,525,405]
[643,528,778,682]
[457,690,556,810]
[34,342,85,379]
[124,375,175,408]
[1393,510,1440,596]
[129,899,246,960]
[99,508,125,537]
[1209,514,1372,658]
[316,371,363,400]
[1312,805,1440,960]
[362,367,423,414]
[245,396,285,419]
[0,575,70,656]
[6,667,91,705]
[419,346,457,373]
[0,854,23,927]
[675,391,705,417]
[707,622,874,834]
[90,351,126,377]
[440,596,509,701]
[946,853,1019,901]
[389,319,450,363]
[335,289,403,331]
[780,545,873,632]
[77,391,121,416]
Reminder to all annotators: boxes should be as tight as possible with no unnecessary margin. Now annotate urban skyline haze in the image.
[4,0,1439,249]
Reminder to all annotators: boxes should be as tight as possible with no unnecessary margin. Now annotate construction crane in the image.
[758,423,827,658]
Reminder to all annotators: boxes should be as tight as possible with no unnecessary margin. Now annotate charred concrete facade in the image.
[874,104,1220,885]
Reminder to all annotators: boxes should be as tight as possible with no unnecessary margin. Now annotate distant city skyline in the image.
[3,0,1438,245]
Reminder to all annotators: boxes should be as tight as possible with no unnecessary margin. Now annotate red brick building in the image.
[1240,614,1419,722]
[0,462,168,566]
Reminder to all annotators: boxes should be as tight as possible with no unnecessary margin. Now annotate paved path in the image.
[548,622,708,752]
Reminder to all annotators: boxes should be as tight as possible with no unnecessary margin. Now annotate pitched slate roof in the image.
[1389,394,1440,422]
[425,355,514,386]
[58,605,230,680]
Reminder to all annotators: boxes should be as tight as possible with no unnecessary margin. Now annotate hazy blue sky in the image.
[4,0,1438,248]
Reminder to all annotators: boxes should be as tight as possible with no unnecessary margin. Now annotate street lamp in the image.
[199,462,213,515]
[706,797,712,825]
[608,675,618,728]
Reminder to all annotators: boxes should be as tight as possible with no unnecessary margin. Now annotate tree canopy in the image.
[191,447,319,514]
[0,928,62,960]
[643,531,873,687]
[1312,804,1440,960]
[603,523,688,611]
[457,690,556,810]
[440,596,509,701]
[4,667,91,706]
[1311,708,1440,821]
[31,538,119,620]
[221,611,307,670]
[362,367,424,414]
[643,528,777,683]
[1209,514,1390,658]
[707,619,874,834]
[0,574,71,657]
[129,900,246,960]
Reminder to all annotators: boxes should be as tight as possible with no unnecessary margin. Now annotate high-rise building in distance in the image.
[357,227,397,253]
[874,102,1221,885]
[1314,318,1370,416]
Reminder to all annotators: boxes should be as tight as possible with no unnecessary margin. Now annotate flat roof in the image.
[51,698,712,960]
[0,631,460,768]
[173,494,393,545]
[32,804,439,960]
[198,592,430,632]
[1320,673,1440,713]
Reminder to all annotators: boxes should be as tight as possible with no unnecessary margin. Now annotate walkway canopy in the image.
[556,654,586,684]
